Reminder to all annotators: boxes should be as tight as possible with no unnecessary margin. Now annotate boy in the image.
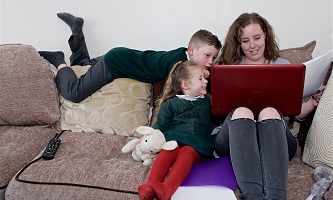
[39,12,221,103]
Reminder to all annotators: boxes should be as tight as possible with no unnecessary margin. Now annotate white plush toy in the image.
[122,126,177,167]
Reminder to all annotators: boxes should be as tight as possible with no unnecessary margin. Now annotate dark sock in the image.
[38,51,66,67]
[57,12,84,35]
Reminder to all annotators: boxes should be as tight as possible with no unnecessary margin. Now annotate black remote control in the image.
[42,138,61,160]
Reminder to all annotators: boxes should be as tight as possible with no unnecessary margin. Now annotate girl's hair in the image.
[216,12,280,64]
[151,60,200,124]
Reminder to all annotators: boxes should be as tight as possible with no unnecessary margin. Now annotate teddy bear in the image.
[306,166,333,200]
[121,126,177,167]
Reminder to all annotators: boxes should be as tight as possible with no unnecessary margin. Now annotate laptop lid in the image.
[210,64,306,116]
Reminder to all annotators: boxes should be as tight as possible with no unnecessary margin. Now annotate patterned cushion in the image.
[0,44,60,126]
[60,65,152,136]
[279,40,316,64]
[302,69,333,174]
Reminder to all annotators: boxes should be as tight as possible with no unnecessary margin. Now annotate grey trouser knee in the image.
[56,57,113,103]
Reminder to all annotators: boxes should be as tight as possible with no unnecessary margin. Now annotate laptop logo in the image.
[251,90,263,94]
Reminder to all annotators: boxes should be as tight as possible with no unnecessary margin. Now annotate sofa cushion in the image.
[279,40,316,64]
[0,44,60,126]
[302,69,333,174]
[0,126,55,188]
[5,131,148,200]
[60,65,152,136]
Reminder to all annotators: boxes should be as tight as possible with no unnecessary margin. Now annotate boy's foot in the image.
[57,12,84,35]
[38,51,65,67]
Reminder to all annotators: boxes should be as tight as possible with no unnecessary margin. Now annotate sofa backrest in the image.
[0,44,60,126]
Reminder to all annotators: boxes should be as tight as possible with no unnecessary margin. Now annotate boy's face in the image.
[188,44,220,77]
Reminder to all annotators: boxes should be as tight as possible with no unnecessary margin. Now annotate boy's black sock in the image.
[39,51,66,67]
[57,12,84,35]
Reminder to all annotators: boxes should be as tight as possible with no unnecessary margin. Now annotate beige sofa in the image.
[0,42,330,200]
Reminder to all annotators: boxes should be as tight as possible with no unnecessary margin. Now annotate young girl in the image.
[137,60,215,200]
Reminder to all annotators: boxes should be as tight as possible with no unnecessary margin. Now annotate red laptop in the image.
[210,64,306,116]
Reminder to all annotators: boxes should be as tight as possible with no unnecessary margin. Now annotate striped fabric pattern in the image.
[302,71,333,174]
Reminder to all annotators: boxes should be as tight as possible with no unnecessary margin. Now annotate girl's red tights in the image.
[138,145,201,200]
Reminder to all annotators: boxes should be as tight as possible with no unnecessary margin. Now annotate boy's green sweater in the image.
[103,47,187,83]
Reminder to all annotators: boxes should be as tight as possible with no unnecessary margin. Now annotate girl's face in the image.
[184,67,208,97]
[240,23,266,64]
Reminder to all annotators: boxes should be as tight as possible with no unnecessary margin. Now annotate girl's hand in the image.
[311,85,326,107]
[203,68,210,78]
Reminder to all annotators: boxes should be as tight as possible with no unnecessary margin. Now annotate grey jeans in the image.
[56,33,113,103]
[214,108,297,200]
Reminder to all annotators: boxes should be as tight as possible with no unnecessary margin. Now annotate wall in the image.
[1,0,332,64]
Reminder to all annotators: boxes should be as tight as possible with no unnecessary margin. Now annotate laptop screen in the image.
[210,64,305,116]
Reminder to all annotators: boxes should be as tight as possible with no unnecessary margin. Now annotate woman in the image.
[213,12,325,199]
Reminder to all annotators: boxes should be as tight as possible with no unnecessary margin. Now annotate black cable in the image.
[14,130,138,195]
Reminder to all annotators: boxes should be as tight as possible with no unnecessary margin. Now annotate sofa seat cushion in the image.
[6,132,149,200]
[324,183,333,199]
[286,144,315,199]
[5,182,138,200]
[0,126,55,189]
[0,44,60,126]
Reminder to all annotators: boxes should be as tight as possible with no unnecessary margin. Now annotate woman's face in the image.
[240,23,266,64]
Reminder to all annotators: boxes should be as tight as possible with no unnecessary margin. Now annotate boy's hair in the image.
[188,29,222,50]
[152,60,200,124]
[217,12,280,64]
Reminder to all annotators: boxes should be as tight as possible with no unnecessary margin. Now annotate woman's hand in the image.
[297,85,326,120]
[311,85,326,107]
